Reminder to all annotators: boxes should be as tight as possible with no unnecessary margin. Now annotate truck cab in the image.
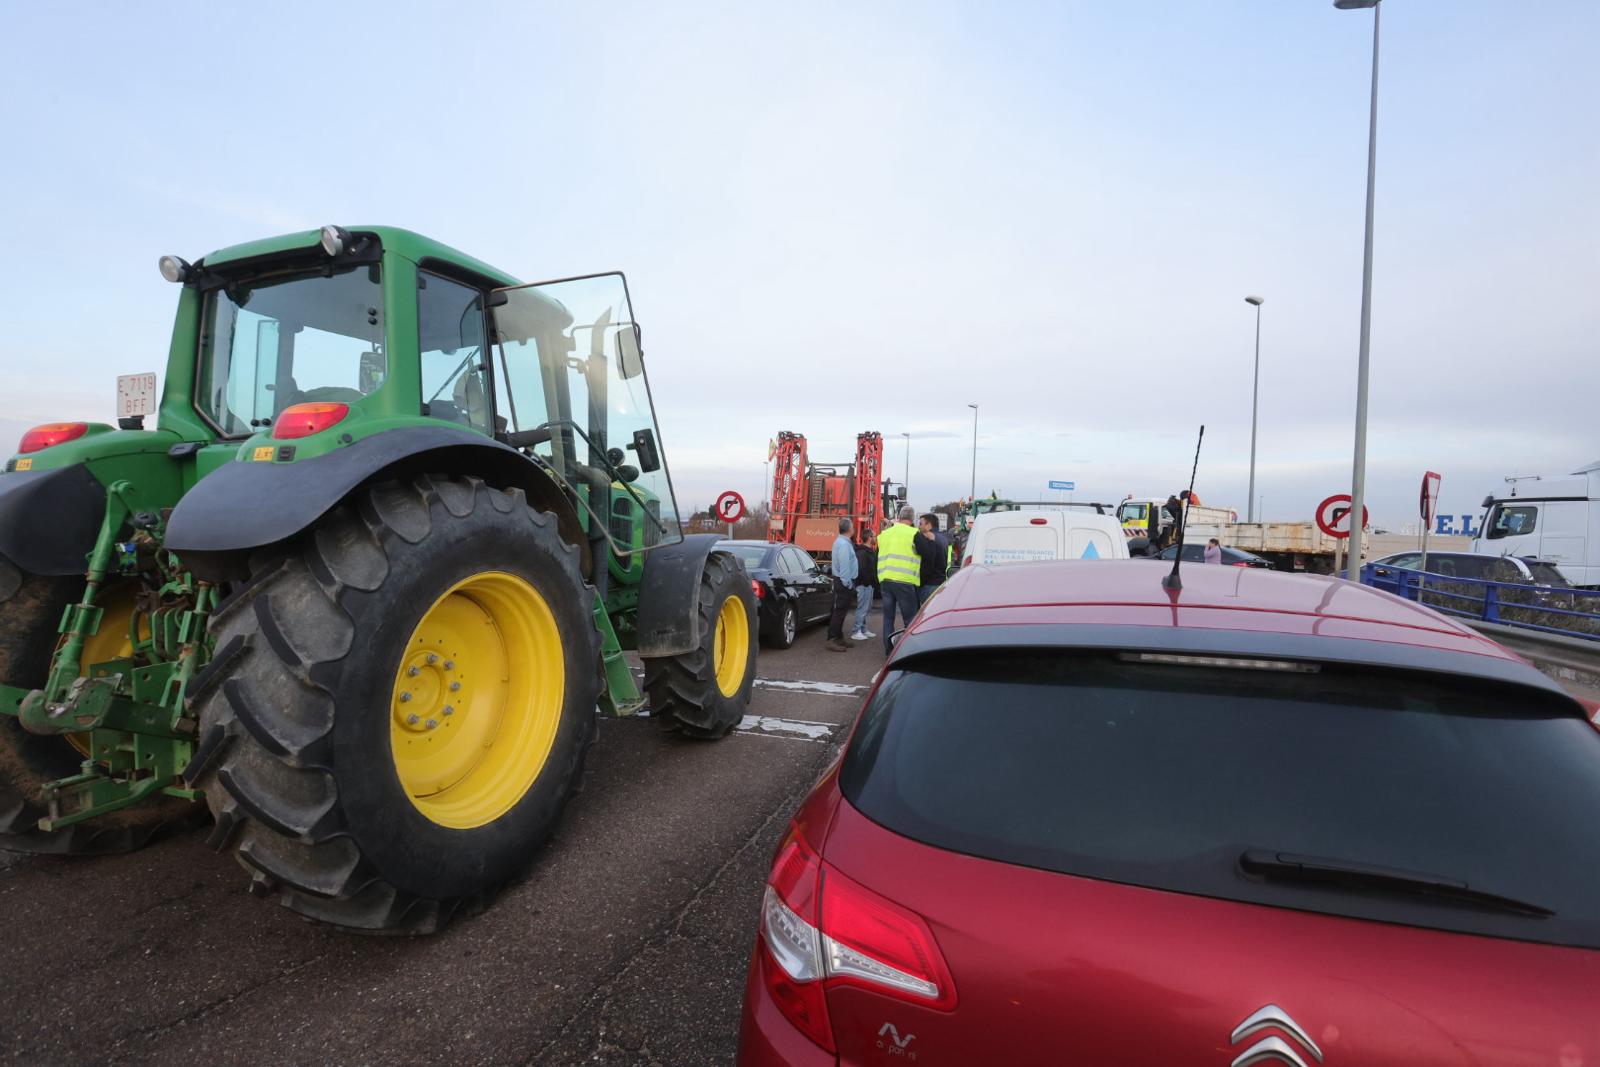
[1472,462,1600,588]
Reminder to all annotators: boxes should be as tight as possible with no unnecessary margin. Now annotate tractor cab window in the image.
[490,273,682,555]
[418,271,492,436]
[197,265,385,437]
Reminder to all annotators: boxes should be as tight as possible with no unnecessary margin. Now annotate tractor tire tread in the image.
[190,474,599,934]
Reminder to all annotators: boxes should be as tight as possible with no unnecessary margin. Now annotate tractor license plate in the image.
[117,373,159,419]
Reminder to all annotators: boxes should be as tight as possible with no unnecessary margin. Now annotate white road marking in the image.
[735,715,840,742]
[754,678,869,697]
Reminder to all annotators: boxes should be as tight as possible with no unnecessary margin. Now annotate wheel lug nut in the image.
[408,666,420,677]
[426,719,439,730]
[407,713,420,725]
[443,705,455,716]
[399,692,412,703]
[449,682,461,692]
[443,660,455,670]
[427,654,438,664]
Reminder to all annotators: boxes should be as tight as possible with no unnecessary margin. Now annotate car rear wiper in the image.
[1239,849,1554,918]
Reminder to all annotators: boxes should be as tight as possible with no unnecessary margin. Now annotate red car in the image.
[738,560,1600,1066]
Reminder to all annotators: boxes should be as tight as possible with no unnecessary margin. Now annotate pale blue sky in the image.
[2,1,1595,527]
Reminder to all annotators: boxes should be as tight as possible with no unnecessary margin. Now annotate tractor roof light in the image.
[19,422,89,453]
[272,402,349,440]
[320,225,351,257]
[158,255,191,284]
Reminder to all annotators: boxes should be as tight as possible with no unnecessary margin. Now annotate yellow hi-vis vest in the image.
[877,523,920,585]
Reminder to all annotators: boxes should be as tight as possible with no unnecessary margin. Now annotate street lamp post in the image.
[902,431,911,504]
[967,404,979,500]
[1244,295,1264,523]
[1336,0,1382,573]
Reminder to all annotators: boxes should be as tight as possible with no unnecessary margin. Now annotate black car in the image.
[717,541,835,648]
[1147,543,1273,568]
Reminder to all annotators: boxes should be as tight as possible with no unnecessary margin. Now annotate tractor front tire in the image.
[186,476,601,933]
[0,558,199,854]
[643,552,757,739]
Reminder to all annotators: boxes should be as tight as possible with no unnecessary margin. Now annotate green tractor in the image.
[0,226,758,932]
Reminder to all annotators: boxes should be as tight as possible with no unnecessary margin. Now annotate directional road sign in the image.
[1420,471,1442,523]
[1048,480,1075,491]
[1315,493,1369,539]
[714,490,746,524]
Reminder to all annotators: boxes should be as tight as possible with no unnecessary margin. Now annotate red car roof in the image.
[913,560,1519,662]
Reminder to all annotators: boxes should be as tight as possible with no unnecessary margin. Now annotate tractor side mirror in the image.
[617,324,644,380]
[359,348,385,394]
[629,428,661,473]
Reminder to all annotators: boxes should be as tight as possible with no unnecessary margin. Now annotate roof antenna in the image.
[1163,425,1205,591]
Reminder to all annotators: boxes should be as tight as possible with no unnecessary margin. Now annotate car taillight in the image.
[758,824,956,1052]
[1233,561,1251,568]
[272,402,349,440]
[762,833,832,1050]
[752,579,764,600]
[18,422,88,453]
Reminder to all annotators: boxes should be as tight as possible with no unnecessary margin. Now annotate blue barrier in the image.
[1361,565,1600,642]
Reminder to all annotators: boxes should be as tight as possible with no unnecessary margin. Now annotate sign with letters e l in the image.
[1048,480,1075,491]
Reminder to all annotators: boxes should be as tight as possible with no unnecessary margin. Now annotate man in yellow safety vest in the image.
[876,505,922,654]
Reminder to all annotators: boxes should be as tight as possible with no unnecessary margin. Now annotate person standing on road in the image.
[1203,538,1222,564]
[876,506,922,654]
[826,518,857,652]
[914,513,949,608]
[851,533,877,642]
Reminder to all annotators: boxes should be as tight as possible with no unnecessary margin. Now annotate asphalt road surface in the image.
[0,623,885,1066]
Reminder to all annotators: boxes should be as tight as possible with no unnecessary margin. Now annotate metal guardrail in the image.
[1462,620,1600,698]
[1361,566,1600,642]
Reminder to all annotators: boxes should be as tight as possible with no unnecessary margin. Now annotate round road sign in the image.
[1315,494,1369,539]
[714,490,746,524]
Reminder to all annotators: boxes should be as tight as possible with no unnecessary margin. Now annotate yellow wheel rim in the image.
[389,571,564,830]
[64,584,146,758]
[713,594,750,699]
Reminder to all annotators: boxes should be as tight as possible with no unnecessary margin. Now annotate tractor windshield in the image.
[196,264,386,436]
[490,273,682,554]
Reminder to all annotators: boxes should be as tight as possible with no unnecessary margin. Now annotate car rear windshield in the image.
[720,544,770,568]
[1524,561,1570,586]
[841,651,1600,949]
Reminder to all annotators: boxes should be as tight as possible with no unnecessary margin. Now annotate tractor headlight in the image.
[320,225,349,256]
[158,255,190,284]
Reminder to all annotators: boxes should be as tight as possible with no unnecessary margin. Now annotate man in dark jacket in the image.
[914,513,949,607]
[851,535,877,641]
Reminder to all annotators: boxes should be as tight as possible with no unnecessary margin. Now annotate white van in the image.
[1471,460,1600,588]
[961,509,1129,566]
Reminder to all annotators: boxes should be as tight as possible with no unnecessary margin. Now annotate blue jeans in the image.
[916,582,940,608]
[853,585,874,635]
[880,582,919,654]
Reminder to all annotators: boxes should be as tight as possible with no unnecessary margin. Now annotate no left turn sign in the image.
[714,490,746,524]
[1315,494,1369,539]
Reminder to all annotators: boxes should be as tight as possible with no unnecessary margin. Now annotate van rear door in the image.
[979,521,1061,564]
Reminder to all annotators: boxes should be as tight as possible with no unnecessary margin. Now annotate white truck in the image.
[1471,460,1600,588]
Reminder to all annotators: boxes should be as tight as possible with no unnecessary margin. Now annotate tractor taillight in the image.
[18,422,88,453]
[272,402,349,440]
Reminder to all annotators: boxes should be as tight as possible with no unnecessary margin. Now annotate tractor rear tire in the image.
[0,558,198,854]
[185,475,602,933]
[643,551,757,739]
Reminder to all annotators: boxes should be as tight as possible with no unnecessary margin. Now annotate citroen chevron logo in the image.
[1229,1005,1324,1067]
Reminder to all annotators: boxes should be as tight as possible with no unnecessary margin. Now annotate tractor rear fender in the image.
[635,534,738,658]
[0,463,106,576]
[164,426,590,580]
